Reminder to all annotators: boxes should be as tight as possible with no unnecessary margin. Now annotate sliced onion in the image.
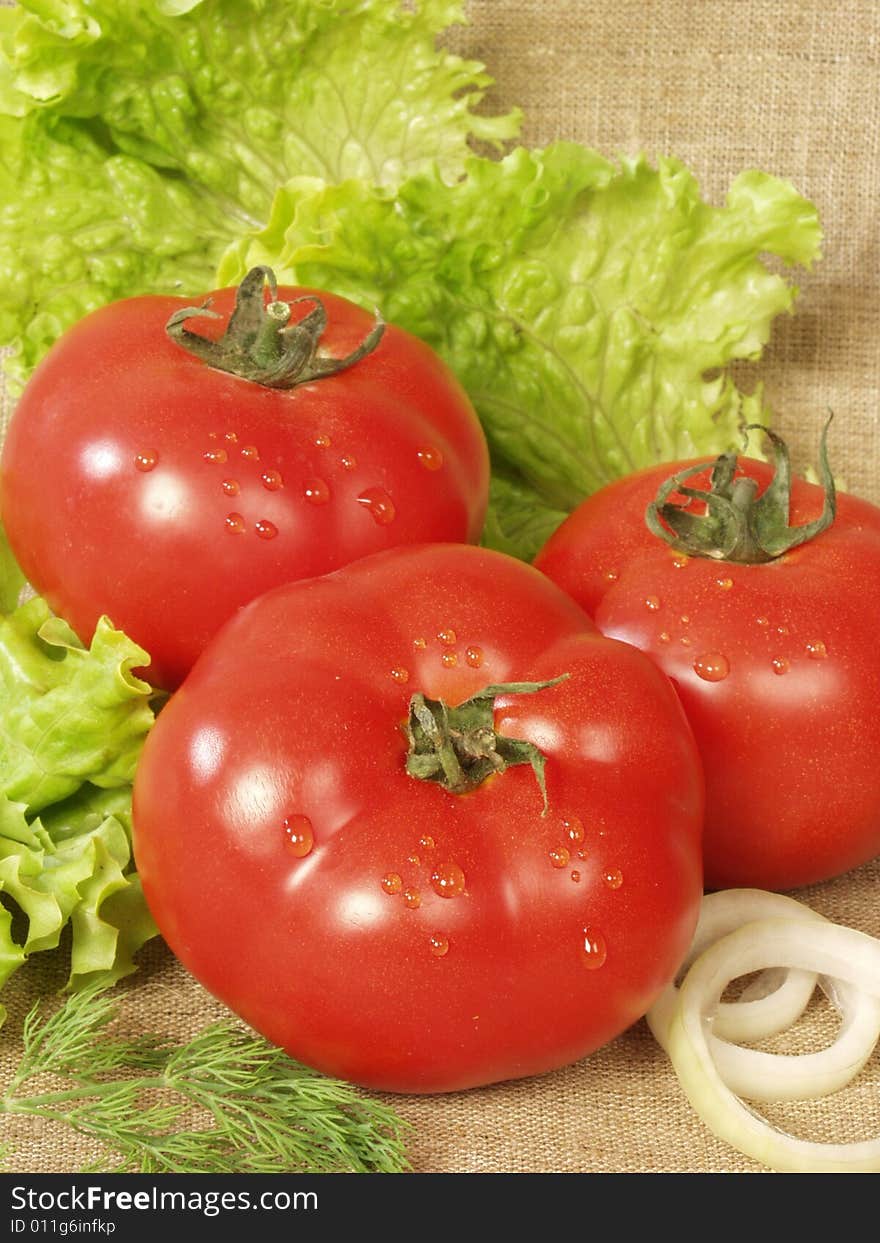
[650,890,880,1102]
[647,893,880,1173]
[683,889,822,1043]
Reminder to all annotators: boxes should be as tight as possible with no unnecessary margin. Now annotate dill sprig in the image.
[0,988,410,1174]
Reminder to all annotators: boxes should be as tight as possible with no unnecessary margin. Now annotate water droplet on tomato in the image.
[314,433,332,448]
[225,512,246,534]
[261,469,284,491]
[407,853,420,866]
[437,629,457,647]
[304,478,330,506]
[203,447,228,465]
[465,645,484,668]
[419,835,435,850]
[771,656,790,676]
[603,569,619,583]
[570,870,581,883]
[221,478,240,496]
[756,616,770,628]
[562,816,584,844]
[645,596,661,611]
[224,431,239,444]
[390,666,409,684]
[549,845,571,869]
[693,652,730,682]
[680,614,691,625]
[672,555,689,569]
[581,927,608,969]
[340,454,357,471]
[604,868,624,890]
[413,637,428,650]
[417,445,444,471]
[441,652,458,669]
[806,639,828,660]
[283,815,314,858]
[241,445,260,461]
[255,518,278,540]
[716,577,734,591]
[680,636,693,647]
[658,631,671,644]
[777,625,790,636]
[357,487,396,525]
[380,872,403,896]
[403,888,421,910]
[429,933,450,958]
[430,863,466,898]
[134,449,158,472]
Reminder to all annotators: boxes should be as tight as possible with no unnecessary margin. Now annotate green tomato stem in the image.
[165,265,384,389]
[645,416,836,563]
[404,676,569,814]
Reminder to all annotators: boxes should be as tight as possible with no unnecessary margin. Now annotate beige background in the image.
[450,0,880,498]
[2,0,880,1174]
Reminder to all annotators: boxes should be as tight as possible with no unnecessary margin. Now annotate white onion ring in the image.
[647,893,880,1172]
[681,890,821,1044]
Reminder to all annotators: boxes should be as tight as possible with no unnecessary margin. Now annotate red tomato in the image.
[536,453,880,891]
[0,270,488,688]
[132,545,703,1093]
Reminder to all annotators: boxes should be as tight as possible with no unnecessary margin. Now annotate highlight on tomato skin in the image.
[131,543,705,1094]
[0,269,490,690]
[535,436,880,892]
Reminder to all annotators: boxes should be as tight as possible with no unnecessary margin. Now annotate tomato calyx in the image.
[645,419,836,563]
[165,265,385,389]
[404,675,569,814]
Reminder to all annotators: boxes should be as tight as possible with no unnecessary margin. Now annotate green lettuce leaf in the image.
[0,539,158,1017]
[0,112,234,393]
[1,0,516,197]
[0,600,155,810]
[218,145,821,555]
[0,0,518,386]
[481,473,568,562]
[0,520,25,612]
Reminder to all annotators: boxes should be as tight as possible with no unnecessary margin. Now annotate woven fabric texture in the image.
[1,0,879,1174]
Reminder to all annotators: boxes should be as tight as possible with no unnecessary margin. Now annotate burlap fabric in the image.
[1,0,879,1174]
